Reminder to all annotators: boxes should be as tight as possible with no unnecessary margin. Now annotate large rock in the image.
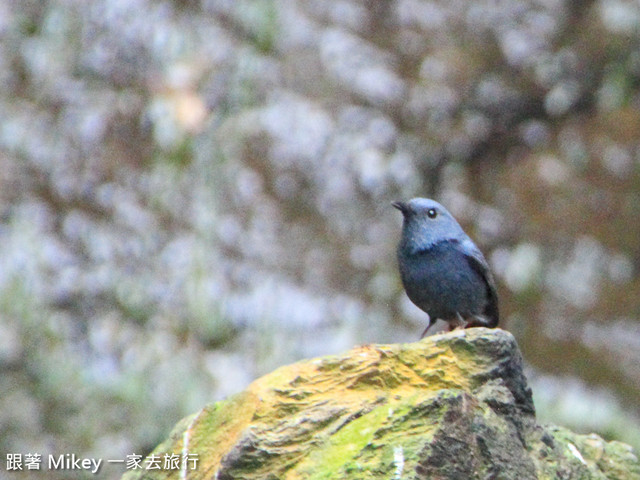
[123,329,639,479]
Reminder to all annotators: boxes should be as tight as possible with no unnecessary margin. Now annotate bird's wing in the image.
[458,239,499,327]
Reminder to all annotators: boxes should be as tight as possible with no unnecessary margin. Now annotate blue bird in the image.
[393,198,499,337]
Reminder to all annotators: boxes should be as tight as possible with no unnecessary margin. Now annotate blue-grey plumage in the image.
[393,198,499,337]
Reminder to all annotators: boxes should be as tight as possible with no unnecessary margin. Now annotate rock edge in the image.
[123,328,639,480]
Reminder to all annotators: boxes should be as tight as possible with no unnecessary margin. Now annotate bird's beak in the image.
[392,201,407,214]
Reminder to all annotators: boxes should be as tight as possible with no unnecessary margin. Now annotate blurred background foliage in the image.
[1,0,640,478]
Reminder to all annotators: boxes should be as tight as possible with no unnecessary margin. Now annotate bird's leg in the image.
[420,321,434,339]
[447,312,466,331]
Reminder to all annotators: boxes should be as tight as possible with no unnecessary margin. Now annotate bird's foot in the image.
[465,315,491,328]
[448,323,467,332]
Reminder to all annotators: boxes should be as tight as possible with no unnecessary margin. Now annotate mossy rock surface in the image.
[123,328,639,480]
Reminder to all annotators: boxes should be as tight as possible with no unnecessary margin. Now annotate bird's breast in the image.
[398,241,487,317]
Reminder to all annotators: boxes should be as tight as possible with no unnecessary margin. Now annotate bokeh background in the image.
[2,1,640,478]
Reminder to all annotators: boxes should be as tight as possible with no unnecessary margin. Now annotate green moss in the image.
[300,404,390,478]
[538,426,640,480]
[294,393,450,480]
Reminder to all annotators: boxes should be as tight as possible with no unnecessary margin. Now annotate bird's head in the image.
[392,198,467,254]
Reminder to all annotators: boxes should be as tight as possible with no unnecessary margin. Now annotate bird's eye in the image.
[427,208,437,219]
